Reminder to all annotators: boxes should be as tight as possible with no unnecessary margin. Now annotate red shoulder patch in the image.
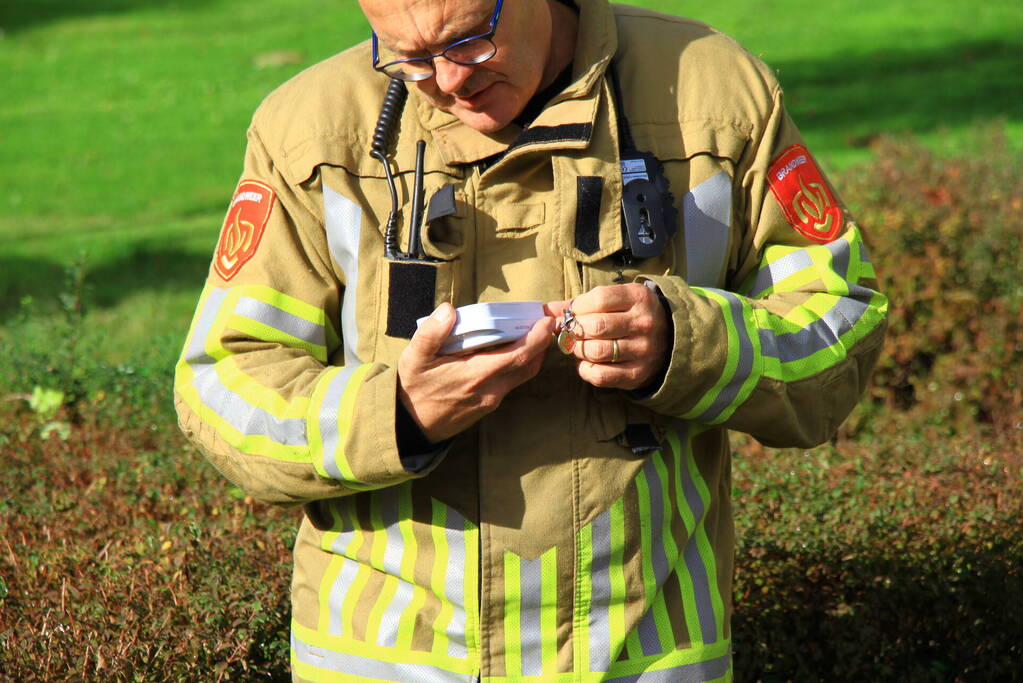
[767,144,843,243]
[214,179,276,281]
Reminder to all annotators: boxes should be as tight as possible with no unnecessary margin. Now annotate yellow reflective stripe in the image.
[340,548,374,642]
[602,640,732,680]
[683,289,742,419]
[685,453,726,643]
[651,452,680,654]
[633,469,668,647]
[461,520,481,669]
[429,499,455,658]
[396,586,427,652]
[317,505,349,634]
[809,248,852,296]
[574,515,593,674]
[768,292,839,331]
[757,290,887,382]
[608,499,629,660]
[666,431,706,646]
[540,548,559,675]
[228,315,327,361]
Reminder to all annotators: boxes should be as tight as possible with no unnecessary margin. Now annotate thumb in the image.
[545,299,570,319]
[409,302,457,358]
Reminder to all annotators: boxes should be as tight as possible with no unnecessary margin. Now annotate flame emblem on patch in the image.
[768,144,843,243]
[214,180,276,281]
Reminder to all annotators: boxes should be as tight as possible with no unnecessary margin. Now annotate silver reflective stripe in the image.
[759,294,871,364]
[827,237,851,280]
[318,365,362,479]
[186,288,307,447]
[748,237,857,299]
[443,507,469,659]
[637,454,673,656]
[673,421,719,646]
[323,185,362,366]
[588,506,614,673]
[327,508,360,637]
[694,290,754,424]
[606,652,732,682]
[234,296,326,348]
[292,631,472,683]
[684,171,732,287]
[747,249,813,299]
[519,555,545,677]
[376,489,417,647]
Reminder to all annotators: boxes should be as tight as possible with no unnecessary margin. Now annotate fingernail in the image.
[431,303,451,321]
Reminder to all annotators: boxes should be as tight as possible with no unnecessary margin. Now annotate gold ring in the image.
[611,339,620,364]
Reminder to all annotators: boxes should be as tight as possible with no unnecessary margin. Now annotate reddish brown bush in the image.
[841,125,1023,435]
[0,405,297,681]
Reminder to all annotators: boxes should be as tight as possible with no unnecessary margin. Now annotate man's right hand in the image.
[396,302,555,443]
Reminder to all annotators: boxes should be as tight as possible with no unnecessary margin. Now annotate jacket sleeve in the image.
[174,123,442,504]
[633,86,888,448]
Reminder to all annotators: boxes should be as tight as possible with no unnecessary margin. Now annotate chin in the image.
[452,108,514,134]
[450,87,524,134]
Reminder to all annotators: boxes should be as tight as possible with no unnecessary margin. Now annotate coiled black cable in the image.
[369,78,409,258]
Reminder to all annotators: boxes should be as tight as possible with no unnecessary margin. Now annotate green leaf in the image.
[29,386,64,418]
[40,421,72,441]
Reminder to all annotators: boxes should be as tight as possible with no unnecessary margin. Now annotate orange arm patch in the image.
[214,179,276,281]
[767,144,843,243]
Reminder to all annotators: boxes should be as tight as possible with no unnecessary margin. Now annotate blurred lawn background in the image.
[1,1,1022,680]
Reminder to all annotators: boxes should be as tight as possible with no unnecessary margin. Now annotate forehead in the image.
[361,0,493,52]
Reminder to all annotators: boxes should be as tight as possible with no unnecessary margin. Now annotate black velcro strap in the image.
[575,176,603,255]
[622,423,661,454]
[510,123,593,150]
[386,261,437,339]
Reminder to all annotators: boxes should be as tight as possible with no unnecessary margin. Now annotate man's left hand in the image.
[546,283,671,391]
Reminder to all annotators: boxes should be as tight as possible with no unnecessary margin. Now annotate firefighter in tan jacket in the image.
[174,0,887,680]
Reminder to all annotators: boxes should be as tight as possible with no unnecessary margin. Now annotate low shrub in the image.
[731,432,1023,681]
[0,412,296,681]
[840,123,1023,436]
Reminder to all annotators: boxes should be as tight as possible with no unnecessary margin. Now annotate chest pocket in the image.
[285,132,465,365]
[634,121,748,289]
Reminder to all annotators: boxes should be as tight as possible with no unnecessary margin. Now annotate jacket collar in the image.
[413,0,618,166]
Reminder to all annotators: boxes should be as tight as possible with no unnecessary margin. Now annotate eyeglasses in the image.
[371,0,503,82]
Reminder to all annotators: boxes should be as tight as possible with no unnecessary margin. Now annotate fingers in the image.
[576,359,649,391]
[575,337,624,365]
[569,283,648,316]
[472,315,554,375]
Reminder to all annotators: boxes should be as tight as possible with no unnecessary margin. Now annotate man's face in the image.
[360,0,553,134]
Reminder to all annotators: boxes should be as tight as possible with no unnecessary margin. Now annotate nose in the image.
[431,58,475,96]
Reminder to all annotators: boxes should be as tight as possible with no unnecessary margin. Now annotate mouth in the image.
[453,82,497,111]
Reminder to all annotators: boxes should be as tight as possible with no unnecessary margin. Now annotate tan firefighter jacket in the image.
[174,1,888,681]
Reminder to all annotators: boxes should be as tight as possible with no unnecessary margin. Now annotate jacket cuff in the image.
[316,364,445,487]
[627,274,701,415]
[628,280,675,400]
[395,394,451,473]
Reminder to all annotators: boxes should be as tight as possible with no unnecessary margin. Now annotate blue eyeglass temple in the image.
[372,0,503,73]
